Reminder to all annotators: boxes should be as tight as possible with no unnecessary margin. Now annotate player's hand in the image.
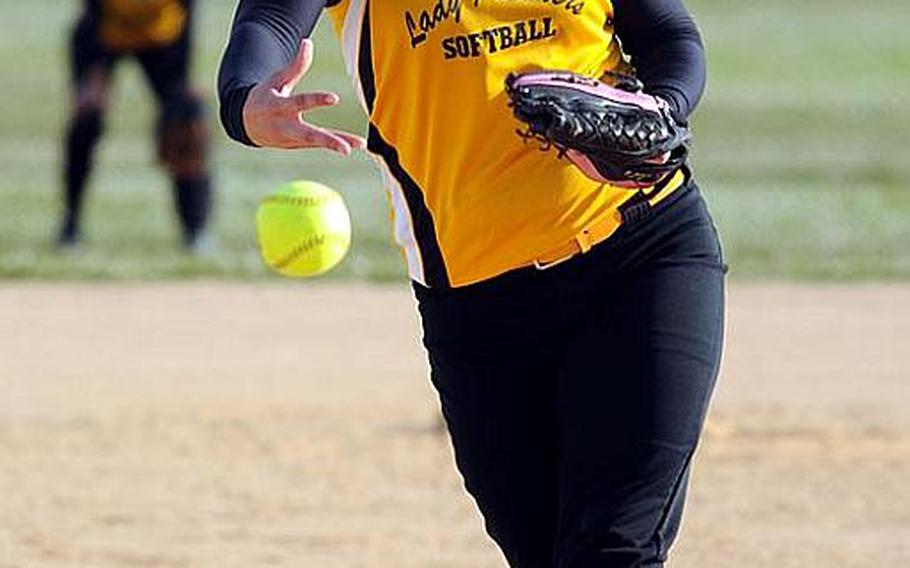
[242,39,366,155]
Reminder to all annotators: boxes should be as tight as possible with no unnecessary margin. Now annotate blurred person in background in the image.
[58,0,213,251]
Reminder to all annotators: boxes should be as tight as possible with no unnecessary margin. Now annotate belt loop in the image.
[574,228,594,254]
[619,196,652,228]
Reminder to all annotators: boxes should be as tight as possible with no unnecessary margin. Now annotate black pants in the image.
[415,181,726,568]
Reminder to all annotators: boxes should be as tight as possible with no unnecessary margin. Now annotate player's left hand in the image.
[505,70,690,189]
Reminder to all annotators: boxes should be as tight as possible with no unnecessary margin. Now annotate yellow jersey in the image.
[327,0,684,287]
[98,0,187,51]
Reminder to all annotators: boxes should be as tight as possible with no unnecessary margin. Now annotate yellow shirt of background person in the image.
[326,0,685,287]
[99,0,187,51]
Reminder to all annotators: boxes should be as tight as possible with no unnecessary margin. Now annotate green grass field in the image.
[1,0,907,280]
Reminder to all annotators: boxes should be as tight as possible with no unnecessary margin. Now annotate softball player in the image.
[59,0,213,250]
[219,1,724,566]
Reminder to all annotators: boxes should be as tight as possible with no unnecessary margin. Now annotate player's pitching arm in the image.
[218,0,364,154]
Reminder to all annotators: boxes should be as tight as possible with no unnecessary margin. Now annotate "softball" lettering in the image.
[441,18,557,60]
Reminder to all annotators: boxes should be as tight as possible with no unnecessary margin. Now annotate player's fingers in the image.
[268,38,314,95]
[328,129,367,150]
[290,91,340,112]
[286,124,353,155]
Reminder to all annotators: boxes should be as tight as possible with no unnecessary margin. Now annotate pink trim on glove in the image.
[509,71,664,114]
[566,150,673,189]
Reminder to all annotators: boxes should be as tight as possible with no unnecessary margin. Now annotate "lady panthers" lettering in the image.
[406,0,583,48]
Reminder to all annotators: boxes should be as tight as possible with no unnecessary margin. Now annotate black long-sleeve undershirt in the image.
[613,0,706,125]
[217,0,706,146]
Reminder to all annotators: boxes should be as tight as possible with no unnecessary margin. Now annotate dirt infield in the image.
[2,283,908,567]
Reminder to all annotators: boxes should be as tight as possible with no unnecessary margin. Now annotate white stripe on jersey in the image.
[373,159,426,285]
[340,1,425,284]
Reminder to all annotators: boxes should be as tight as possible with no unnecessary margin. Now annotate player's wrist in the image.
[220,84,258,147]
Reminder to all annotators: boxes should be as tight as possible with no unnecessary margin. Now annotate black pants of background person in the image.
[415,181,726,568]
[60,16,212,249]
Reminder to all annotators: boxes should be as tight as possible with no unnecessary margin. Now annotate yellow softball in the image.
[256,180,352,277]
